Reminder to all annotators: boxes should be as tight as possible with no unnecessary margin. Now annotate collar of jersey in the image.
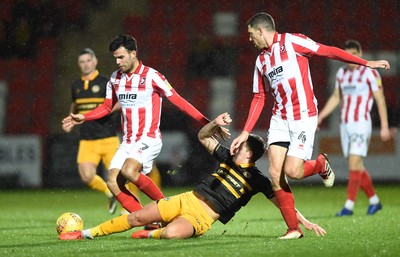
[81,69,99,81]
[238,163,255,168]
[126,61,143,76]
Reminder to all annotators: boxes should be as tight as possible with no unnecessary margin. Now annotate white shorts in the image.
[109,137,162,174]
[340,120,371,158]
[267,115,317,160]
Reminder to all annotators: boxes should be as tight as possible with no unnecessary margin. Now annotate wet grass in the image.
[0,185,399,257]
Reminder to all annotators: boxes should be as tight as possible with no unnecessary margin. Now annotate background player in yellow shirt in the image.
[62,48,121,214]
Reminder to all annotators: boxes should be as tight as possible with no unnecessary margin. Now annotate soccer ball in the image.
[56,212,84,235]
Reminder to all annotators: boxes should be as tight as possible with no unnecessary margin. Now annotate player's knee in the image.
[121,168,140,182]
[106,177,118,191]
[127,212,143,226]
[161,226,185,239]
[79,172,94,184]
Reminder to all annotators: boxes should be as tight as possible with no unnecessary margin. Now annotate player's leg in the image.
[108,167,142,213]
[106,144,143,213]
[121,138,164,201]
[60,201,163,240]
[157,217,194,239]
[132,192,214,240]
[284,116,335,186]
[337,155,363,216]
[360,169,382,215]
[120,158,164,200]
[100,136,121,214]
[268,145,302,239]
[124,163,162,201]
[267,116,302,238]
[77,140,112,198]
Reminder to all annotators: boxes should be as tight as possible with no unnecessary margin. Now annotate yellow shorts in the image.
[157,191,215,237]
[77,136,119,169]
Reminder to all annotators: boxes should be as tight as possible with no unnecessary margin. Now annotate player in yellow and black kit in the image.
[60,113,327,241]
[63,48,120,214]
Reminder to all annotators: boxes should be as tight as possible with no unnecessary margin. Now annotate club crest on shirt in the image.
[280,44,286,52]
[242,171,251,179]
[92,85,100,93]
[140,77,146,85]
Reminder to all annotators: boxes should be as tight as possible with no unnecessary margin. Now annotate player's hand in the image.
[230,131,249,155]
[366,60,390,70]
[62,122,73,133]
[62,113,85,130]
[215,112,232,126]
[214,126,231,141]
[213,113,232,141]
[303,222,327,237]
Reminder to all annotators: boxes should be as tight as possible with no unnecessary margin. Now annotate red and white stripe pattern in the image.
[335,65,382,123]
[106,62,173,144]
[253,33,320,120]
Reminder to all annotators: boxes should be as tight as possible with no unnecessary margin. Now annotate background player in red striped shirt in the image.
[62,34,226,215]
[318,39,390,217]
[230,12,390,239]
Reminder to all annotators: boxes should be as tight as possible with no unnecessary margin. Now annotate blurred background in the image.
[0,0,399,189]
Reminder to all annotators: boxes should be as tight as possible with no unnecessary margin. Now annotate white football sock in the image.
[344,200,355,210]
[82,229,94,239]
[369,195,379,205]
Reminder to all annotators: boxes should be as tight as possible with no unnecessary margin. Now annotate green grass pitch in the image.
[1,185,399,257]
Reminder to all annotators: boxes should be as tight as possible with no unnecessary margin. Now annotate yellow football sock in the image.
[149,228,164,239]
[88,175,112,197]
[125,182,140,197]
[149,167,162,188]
[90,214,131,237]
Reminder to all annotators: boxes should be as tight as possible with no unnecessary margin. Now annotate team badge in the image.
[280,44,286,52]
[242,171,251,179]
[92,85,100,93]
[140,77,146,85]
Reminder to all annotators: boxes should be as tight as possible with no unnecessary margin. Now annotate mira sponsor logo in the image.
[118,93,137,100]
[342,84,357,94]
[268,66,283,81]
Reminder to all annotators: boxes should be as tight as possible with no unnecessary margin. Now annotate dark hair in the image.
[247,12,275,31]
[344,39,362,52]
[79,48,96,58]
[246,134,266,162]
[109,34,138,52]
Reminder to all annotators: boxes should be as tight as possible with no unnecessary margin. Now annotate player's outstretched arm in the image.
[295,208,326,237]
[269,197,326,237]
[198,112,232,155]
[366,60,390,70]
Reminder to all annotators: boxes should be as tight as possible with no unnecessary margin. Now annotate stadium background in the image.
[0,0,398,188]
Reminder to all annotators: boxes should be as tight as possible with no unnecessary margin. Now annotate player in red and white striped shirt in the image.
[230,13,390,239]
[63,34,227,214]
[318,40,390,217]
